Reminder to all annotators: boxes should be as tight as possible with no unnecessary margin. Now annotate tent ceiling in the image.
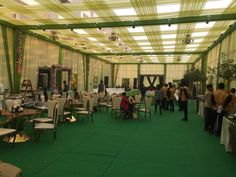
[0,0,236,64]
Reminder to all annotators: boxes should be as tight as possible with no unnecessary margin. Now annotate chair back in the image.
[99,92,105,99]
[53,103,60,128]
[114,96,122,109]
[88,98,94,113]
[145,96,152,110]
[135,94,142,103]
[83,96,89,108]
[62,92,67,98]
[5,99,21,111]
[48,100,58,118]
[111,94,117,106]
[57,97,66,115]
[92,93,99,106]
[47,91,52,100]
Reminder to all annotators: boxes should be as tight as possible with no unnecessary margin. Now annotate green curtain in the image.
[1,25,13,91]
[13,30,26,92]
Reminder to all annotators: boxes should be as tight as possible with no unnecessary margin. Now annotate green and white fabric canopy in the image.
[0,0,236,63]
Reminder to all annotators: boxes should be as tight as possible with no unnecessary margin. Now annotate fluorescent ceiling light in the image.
[21,0,39,5]
[157,4,180,13]
[58,15,64,19]
[204,0,232,9]
[164,48,174,52]
[141,46,153,49]
[195,21,216,29]
[99,43,106,46]
[163,41,176,45]
[113,8,136,16]
[87,37,97,41]
[138,42,150,46]
[161,34,176,39]
[194,39,204,43]
[185,48,196,51]
[165,59,174,62]
[128,27,144,33]
[133,36,148,40]
[160,24,177,31]
[144,49,154,52]
[192,32,209,37]
[186,44,199,48]
[163,46,175,49]
[73,29,87,34]
[150,58,159,62]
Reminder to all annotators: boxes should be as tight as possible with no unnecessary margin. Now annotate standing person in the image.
[204,84,214,132]
[140,83,146,101]
[192,84,197,99]
[168,83,176,112]
[98,80,105,93]
[179,79,190,121]
[212,83,228,136]
[155,84,163,115]
[62,80,69,92]
[162,84,168,110]
[224,88,236,116]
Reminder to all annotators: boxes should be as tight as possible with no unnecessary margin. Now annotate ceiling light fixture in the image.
[206,15,211,24]
[108,30,119,41]
[168,19,171,27]
[182,34,194,44]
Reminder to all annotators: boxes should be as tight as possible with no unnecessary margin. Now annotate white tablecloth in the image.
[220,117,236,152]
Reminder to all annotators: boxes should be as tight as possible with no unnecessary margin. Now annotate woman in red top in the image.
[120,92,129,117]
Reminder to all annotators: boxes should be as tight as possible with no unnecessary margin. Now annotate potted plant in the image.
[206,66,217,84]
[218,59,236,90]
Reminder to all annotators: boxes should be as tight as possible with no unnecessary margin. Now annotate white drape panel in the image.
[140,64,164,75]
[89,58,102,90]
[0,27,8,89]
[221,30,236,88]
[166,65,187,83]
[62,49,84,91]
[102,63,112,87]
[116,64,137,87]
[21,35,59,89]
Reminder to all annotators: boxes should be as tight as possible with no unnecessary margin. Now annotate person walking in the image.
[204,84,214,132]
[212,83,228,136]
[179,79,190,121]
[155,84,163,115]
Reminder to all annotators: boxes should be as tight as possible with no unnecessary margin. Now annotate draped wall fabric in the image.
[166,65,187,83]
[116,65,137,88]
[21,35,59,89]
[140,65,164,87]
[206,29,236,88]
[89,57,112,90]
[62,49,84,91]
[0,26,9,89]
[0,25,14,90]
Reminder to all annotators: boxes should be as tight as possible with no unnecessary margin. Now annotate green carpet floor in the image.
[1,102,236,177]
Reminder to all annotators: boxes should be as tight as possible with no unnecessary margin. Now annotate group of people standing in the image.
[204,83,236,136]
[154,79,190,121]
